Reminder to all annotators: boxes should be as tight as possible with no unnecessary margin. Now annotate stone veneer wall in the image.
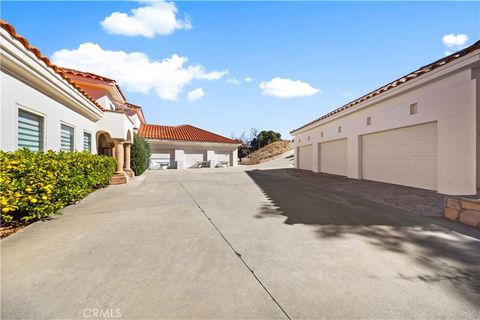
[444,197,480,228]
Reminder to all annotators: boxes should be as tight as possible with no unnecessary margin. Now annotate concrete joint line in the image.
[177,180,292,320]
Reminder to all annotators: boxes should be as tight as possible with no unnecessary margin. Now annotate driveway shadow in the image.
[246,168,480,306]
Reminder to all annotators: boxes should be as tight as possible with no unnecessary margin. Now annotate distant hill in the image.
[241,140,293,165]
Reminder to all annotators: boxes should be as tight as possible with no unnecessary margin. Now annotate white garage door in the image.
[214,152,230,164]
[297,145,312,170]
[150,149,174,169]
[361,122,437,190]
[184,150,206,168]
[319,139,347,176]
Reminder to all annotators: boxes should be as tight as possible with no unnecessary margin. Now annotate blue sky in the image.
[2,1,479,139]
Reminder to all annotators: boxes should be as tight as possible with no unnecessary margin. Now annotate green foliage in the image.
[130,134,151,176]
[237,144,250,159]
[0,149,116,225]
[250,130,282,151]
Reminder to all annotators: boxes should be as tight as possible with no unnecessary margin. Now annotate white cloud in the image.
[101,1,191,38]
[442,34,468,47]
[52,42,227,101]
[244,77,252,82]
[198,70,228,80]
[227,78,240,84]
[187,88,205,101]
[259,77,320,98]
[444,51,453,56]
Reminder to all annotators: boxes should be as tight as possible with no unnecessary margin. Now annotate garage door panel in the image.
[414,142,436,158]
[214,152,229,162]
[184,150,206,168]
[392,130,412,143]
[361,122,437,190]
[298,145,313,170]
[320,139,347,176]
[415,123,436,139]
[415,175,437,190]
[392,159,412,171]
[415,159,436,175]
[393,143,413,158]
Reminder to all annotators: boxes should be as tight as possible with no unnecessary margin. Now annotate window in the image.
[338,126,342,133]
[366,117,371,126]
[60,124,74,152]
[18,109,44,151]
[298,138,301,143]
[83,132,92,152]
[410,103,418,115]
[321,132,324,138]
[308,136,310,141]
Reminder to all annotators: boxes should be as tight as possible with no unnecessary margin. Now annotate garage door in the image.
[319,139,347,176]
[184,150,206,168]
[361,122,437,190]
[214,151,230,164]
[149,149,174,169]
[297,145,312,170]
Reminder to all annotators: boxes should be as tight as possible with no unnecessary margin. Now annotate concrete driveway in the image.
[2,163,480,319]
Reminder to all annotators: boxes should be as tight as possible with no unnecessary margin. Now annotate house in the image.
[291,41,480,195]
[1,20,239,178]
[1,20,135,184]
[138,124,240,169]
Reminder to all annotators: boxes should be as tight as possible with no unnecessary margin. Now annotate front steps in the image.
[110,172,129,185]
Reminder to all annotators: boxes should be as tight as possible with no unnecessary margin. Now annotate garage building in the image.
[291,41,480,195]
[138,124,240,169]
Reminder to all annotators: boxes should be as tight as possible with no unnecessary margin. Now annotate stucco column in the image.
[207,150,215,168]
[347,135,361,179]
[230,149,238,167]
[174,149,184,169]
[312,143,319,172]
[114,140,125,173]
[124,143,134,178]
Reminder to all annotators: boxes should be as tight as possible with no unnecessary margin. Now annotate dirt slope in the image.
[241,140,293,165]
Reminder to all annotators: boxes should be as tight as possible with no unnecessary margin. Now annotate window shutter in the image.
[83,132,91,152]
[60,124,74,152]
[18,109,43,151]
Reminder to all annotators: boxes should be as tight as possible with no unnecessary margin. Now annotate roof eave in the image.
[291,46,480,135]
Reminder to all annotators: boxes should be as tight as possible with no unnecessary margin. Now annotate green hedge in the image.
[0,149,116,225]
[131,134,151,176]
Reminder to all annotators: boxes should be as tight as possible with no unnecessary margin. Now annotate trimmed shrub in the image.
[130,134,151,176]
[0,149,116,224]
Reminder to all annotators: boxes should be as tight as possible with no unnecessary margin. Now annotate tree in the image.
[130,134,151,176]
[255,130,281,149]
[231,131,251,159]
[233,128,283,159]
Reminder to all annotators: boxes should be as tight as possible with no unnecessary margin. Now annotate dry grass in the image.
[241,140,293,165]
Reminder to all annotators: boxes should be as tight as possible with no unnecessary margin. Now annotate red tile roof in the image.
[0,20,104,112]
[59,67,127,102]
[125,102,146,124]
[291,40,480,133]
[138,124,239,144]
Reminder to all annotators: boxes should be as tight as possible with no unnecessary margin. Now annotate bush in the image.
[250,130,282,151]
[130,134,151,176]
[0,149,116,225]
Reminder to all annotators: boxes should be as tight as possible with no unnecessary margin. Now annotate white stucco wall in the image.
[292,63,479,195]
[95,111,134,142]
[1,71,98,153]
[147,140,240,169]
